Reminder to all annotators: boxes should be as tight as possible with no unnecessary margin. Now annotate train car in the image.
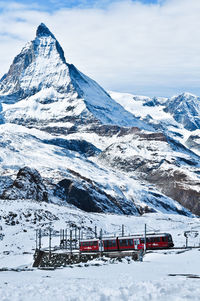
[79,233,174,252]
[102,237,118,252]
[117,233,174,251]
[117,237,135,251]
[142,233,174,249]
[79,239,100,252]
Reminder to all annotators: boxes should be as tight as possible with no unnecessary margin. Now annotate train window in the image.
[128,239,134,246]
[110,240,116,247]
[112,240,117,247]
[119,239,128,246]
[140,238,144,244]
[162,237,167,242]
[89,241,97,246]
[167,235,172,242]
[103,241,108,248]
[108,241,113,247]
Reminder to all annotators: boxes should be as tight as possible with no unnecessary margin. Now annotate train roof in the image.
[80,238,99,242]
[80,233,172,242]
[117,233,172,239]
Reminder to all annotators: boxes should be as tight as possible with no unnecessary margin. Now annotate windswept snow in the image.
[0,201,200,301]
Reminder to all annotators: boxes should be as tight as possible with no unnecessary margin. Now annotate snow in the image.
[0,201,200,301]
[110,91,171,123]
[0,250,200,301]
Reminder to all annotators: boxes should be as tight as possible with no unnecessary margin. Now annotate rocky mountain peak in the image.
[0,23,153,130]
[36,23,56,39]
[164,92,200,130]
[0,22,69,103]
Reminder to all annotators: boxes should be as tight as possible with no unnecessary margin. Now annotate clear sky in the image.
[0,0,200,97]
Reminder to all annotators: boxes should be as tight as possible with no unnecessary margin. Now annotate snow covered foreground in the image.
[0,249,200,301]
[0,200,200,301]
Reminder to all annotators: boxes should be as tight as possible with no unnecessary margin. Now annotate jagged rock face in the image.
[164,93,200,131]
[42,138,100,157]
[99,132,200,216]
[0,23,70,100]
[1,167,48,202]
[148,170,200,215]
[186,134,200,154]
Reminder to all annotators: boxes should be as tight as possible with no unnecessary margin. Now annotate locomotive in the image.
[79,233,174,252]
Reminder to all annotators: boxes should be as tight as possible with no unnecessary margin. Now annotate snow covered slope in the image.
[0,198,200,301]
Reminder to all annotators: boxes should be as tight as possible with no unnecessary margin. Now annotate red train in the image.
[79,233,174,252]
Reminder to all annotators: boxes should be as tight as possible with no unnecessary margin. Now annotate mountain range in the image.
[0,23,200,217]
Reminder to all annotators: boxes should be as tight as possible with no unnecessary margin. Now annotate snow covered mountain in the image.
[0,23,150,132]
[0,23,199,218]
[165,93,200,131]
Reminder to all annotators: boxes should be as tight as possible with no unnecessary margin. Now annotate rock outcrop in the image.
[1,167,48,202]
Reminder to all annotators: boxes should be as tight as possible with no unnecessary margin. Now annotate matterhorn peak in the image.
[0,23,152,130]
[36,23,56,39]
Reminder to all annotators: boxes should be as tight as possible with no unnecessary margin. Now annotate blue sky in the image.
[0,0,200,97]
[6,0,161,10]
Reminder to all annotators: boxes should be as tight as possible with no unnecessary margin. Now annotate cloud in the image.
[0,0,200,97]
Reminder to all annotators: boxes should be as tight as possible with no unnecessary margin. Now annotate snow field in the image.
[0,249,199,301]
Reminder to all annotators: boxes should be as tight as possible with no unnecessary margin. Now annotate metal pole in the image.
[79,228,81,242]
[39,228,41,250]
[75,226,77,249]
[122,224,125,236]
[60,229,62,246]
[36,229,38,250]
[95,226,97,238]
[70,229,72,254]
[65,229,67,249]
[78,228,81,251]
[100,228,103,257]
[144,224,147,253]
[49,228,52,258]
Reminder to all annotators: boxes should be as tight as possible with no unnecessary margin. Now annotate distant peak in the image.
[36,23,55,39]
[181,92,197,98]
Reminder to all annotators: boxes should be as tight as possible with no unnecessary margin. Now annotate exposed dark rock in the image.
[186,134,200,152]
[36,23,56,39]
[147,169,200,216]
[99,133,200,216]
[1,167,48,202]
[42,138,100,157]
[55,178,139,215]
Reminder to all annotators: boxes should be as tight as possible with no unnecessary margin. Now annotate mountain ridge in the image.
[0,23,151,131]
[0,24,199,216]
